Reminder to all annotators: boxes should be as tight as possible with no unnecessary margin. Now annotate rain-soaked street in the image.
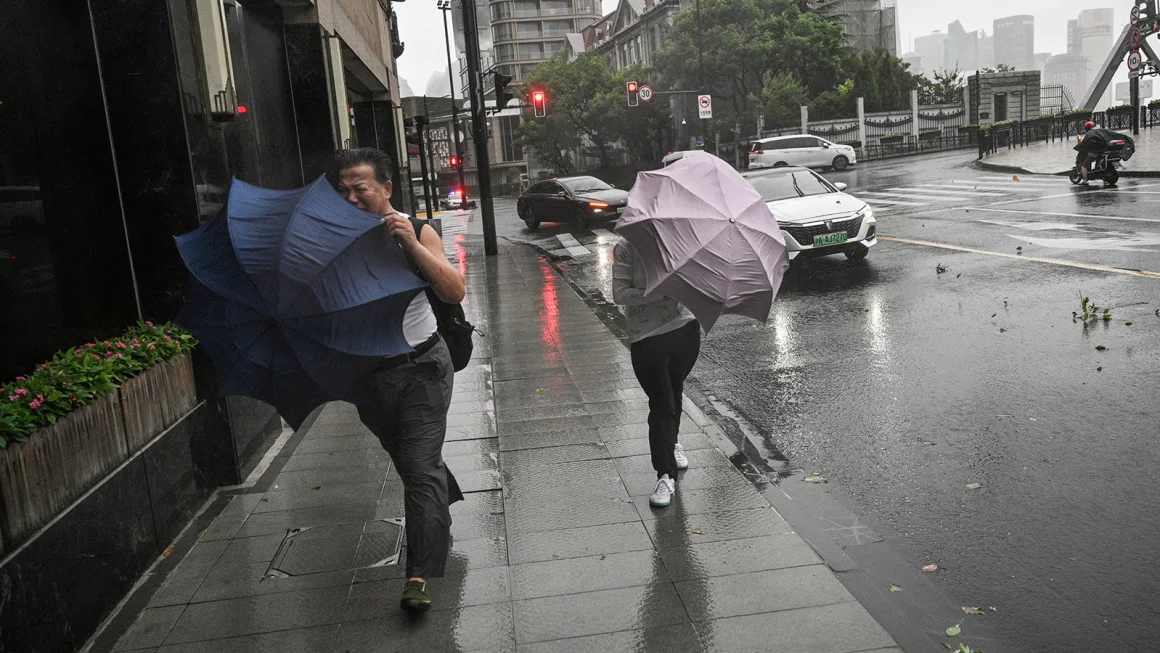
[484,150,1160,652]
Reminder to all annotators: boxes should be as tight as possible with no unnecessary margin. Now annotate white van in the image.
[748,135,857,171]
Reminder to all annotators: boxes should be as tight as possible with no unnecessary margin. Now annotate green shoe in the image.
[400,579,432,613]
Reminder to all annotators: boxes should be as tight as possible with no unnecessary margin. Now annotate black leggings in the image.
[630,320,701,479]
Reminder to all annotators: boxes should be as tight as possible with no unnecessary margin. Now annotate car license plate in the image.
[813,232,848,247]
[617,207,625,214]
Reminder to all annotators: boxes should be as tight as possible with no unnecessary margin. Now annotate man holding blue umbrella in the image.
[336,148,467,613]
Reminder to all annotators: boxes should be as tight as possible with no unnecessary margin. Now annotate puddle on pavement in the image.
[1004,233,1160,251]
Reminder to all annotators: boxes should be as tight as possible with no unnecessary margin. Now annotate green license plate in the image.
[813,232,848,247]
[617,207,625,214]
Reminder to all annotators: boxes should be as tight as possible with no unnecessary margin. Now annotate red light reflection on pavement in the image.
[540,260,561,353]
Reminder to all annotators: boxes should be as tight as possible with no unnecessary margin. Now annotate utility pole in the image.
[438,0,468,209]
[414,115,434,220]
[696,0,708,151]
[459,0,498,255]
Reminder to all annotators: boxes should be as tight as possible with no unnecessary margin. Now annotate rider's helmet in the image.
[1084,121,1096,131]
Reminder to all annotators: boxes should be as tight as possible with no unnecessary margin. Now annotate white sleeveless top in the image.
[402,291,438,346]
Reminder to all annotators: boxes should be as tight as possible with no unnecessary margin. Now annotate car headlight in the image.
[856,205,873,221]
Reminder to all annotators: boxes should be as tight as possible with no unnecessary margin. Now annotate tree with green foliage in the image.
[515,53,623,170]
[917,68,965,105]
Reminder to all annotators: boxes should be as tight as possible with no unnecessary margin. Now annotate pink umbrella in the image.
[614,155,790,331]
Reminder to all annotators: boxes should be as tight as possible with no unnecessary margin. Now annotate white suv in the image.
[749,135,857,171]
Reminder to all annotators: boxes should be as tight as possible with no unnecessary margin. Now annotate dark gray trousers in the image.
[356,338,464,578]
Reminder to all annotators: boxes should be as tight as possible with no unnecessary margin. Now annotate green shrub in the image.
[0,322,197,445]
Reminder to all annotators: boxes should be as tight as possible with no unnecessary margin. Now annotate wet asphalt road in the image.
[451,150,1160,652]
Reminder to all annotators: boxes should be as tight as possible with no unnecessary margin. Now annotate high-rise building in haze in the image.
[1044,52,1091,108]
[978,30,995,69]
[1070,8,1116,107]
[994,15,1034,70]
[944,20,978,72]
[914,30,947,77]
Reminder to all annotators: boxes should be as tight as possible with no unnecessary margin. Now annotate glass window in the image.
[560,176,612,192]
[546,40,565,56]
[543,0,571,16]
[495,44,516,62]
[746,169,835,202]
[545,182,566,194]
[518,63,538,78]
[542,20,571,36]
[514,0,538,18]
[492,22,514,41]
[516,22,541,38]
[500,116,523,162]
[576,0,596,14]
[491,2,512,20]
[518,42,544,59]
[528,181,553,194]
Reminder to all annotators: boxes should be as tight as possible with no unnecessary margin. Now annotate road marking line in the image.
[861,197,923,206]
[914,184,1007,196]
[963,207,1160,224]
[860,191,964,202]
[886,186,1003,198]
[976,176,1059,183]
[878,236,1160,278]
[555,233,592,257]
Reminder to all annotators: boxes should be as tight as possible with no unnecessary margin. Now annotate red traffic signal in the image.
[449,155,460,169]
[531,89,547,117]
[627,81,639,107]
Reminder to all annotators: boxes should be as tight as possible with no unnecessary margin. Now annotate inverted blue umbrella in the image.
[175,176,427,428]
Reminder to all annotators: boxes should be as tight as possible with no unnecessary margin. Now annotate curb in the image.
[972,157,1160,178]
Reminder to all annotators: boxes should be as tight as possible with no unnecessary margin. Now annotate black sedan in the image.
[516,176,629,230]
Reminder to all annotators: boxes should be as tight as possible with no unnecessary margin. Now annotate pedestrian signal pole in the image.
[459,0,498,255]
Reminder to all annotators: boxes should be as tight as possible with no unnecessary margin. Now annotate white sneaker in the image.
[649,475,676,507]
[674,444,689,470]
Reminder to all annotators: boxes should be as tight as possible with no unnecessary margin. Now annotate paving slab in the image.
[106,238,898,653]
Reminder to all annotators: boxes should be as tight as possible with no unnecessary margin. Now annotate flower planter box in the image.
[0,392,128,547]
[880,135,904,145]
[119,355,197,453]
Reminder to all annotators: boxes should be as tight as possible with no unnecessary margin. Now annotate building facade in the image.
[814,0,899,56]
[994,15,1035,71]
[1,0,410,648]
[944,20,978,72]
[1044,53,1091,107]
[914,31,947,77]
[458,0,603,82]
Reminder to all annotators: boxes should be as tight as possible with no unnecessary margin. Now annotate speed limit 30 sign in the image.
[638,85,653,102]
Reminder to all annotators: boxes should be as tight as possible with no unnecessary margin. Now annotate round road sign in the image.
[1132,6,1141,24]
[638,85,653,102]
[699,95,711,109]
[1129,50,1144,72]
[1131,27,1143,49]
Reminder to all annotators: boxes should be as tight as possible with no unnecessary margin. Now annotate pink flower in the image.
[7,396,17,402]
[105,352,114,358]
[149,345,156,351]
[117,342,127,349]
[28,399,42,410]
[164,335,172,342]
[85,343,95,348]
[75,349,83,356]
[14,389,28,396]
[116,353,124,359]
[130,343,140,349]
[91,354,100,360]
[145,321,154,327]
[14,376,25,381]
[71,394,79,403]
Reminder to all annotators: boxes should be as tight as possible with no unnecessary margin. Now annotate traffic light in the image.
[531,89,546,118]
[627,81,639,107]
[495,71,514,111]
[449,155,460,169]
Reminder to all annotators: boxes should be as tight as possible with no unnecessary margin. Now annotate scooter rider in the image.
[1074,122,1131,185]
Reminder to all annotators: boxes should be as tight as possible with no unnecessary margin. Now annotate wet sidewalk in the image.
[103,235,900,652]
[980,126,1160,175]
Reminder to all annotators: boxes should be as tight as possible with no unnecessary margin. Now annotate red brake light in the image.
[753,147,763,154]
[1111,140,1125,145]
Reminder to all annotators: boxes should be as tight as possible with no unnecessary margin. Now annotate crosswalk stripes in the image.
[591,228,617,240]
[554,233,592,257]
[854,176,1065,212]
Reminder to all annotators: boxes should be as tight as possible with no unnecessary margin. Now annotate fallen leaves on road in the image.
[889,584,903,592]
[923,564,939,572]
[804,474,827,483]
[962,606,985,615]
[1029,417,1038,422]
[1012,175,1020,182]
[536,388,546,393]
[1095,345,1107,351]
[966,483,982,490]
[162,547,174,557]
[946,625,962,637]
[1126,322,1134,326]
[691,529,704,535]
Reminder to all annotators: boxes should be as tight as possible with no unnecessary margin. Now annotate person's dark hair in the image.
[335,147,395,184]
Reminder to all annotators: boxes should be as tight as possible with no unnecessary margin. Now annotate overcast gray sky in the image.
[393,1,1126,95]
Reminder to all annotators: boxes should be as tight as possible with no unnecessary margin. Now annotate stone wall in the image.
[970,71,1043,126]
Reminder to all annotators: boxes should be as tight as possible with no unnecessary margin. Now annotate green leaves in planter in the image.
[0,321,198,444]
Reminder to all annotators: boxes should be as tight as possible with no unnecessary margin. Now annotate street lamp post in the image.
[696,0,707,149]
[437,0,468,210]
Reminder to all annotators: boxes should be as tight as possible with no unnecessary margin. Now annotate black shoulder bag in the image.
[406,217,476,371]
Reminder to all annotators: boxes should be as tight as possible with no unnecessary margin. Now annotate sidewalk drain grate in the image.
[264,518,404,578]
